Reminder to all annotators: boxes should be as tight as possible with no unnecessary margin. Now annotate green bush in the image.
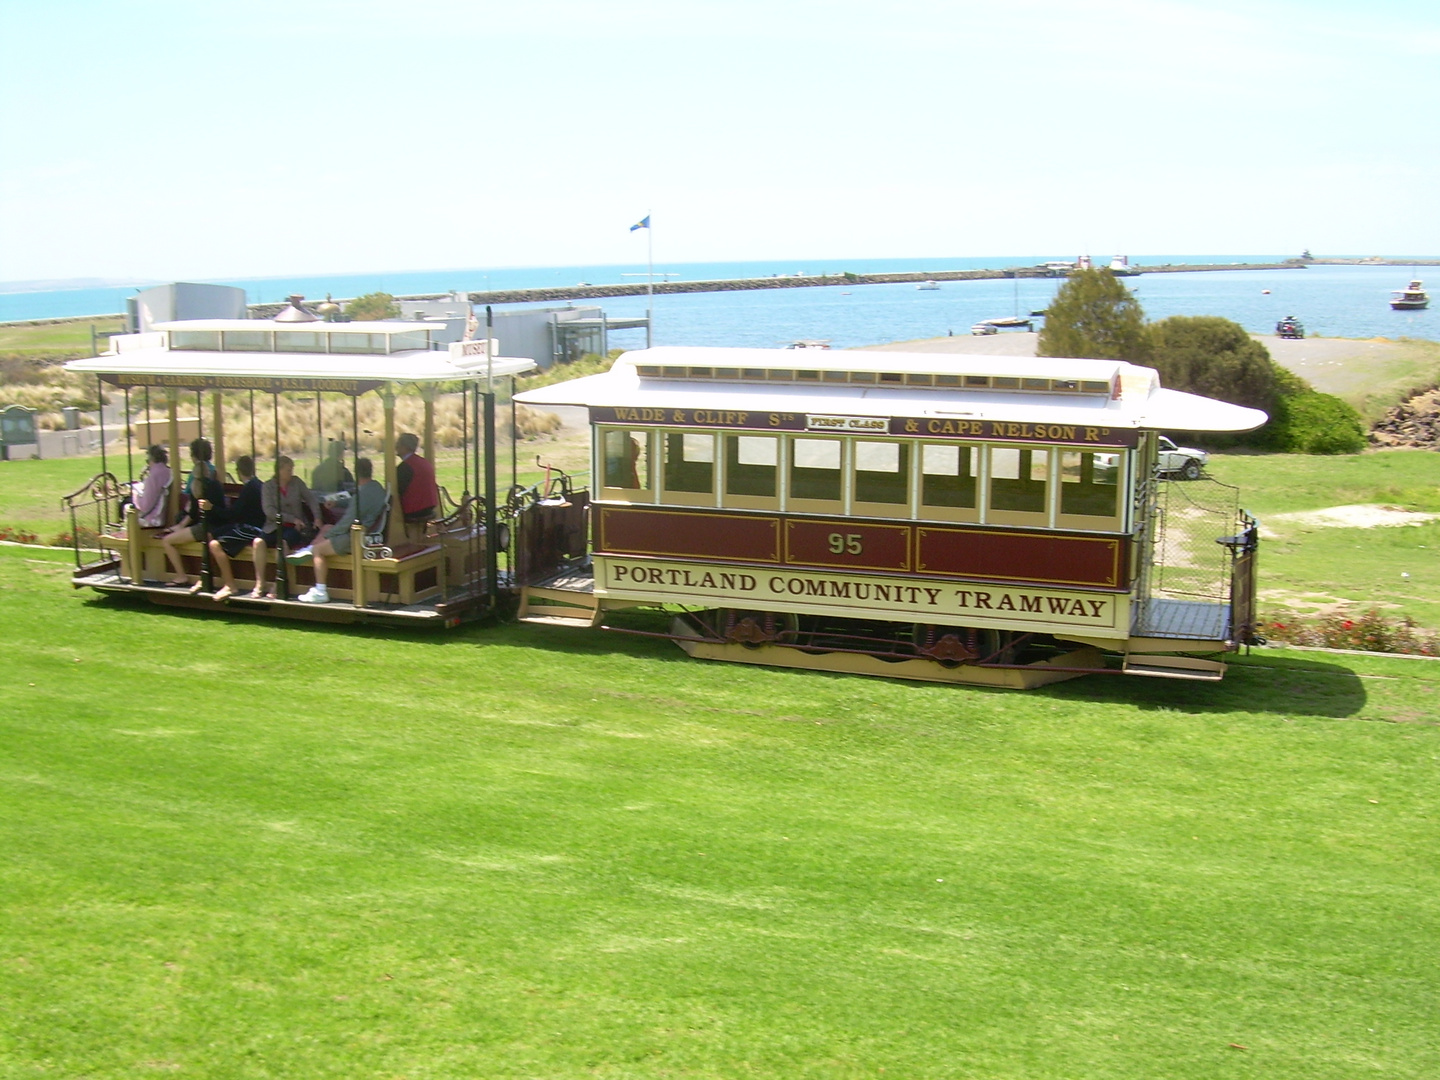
[344,292,399,321]
[1264,385,1368,453]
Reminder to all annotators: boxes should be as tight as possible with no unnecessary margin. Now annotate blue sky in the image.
[2,0,1437,282]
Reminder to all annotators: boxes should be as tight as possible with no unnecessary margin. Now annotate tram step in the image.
[518,585,601,628]
[1122,654,1226,681]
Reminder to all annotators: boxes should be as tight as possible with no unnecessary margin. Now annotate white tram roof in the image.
[67,323,536,387]
[515,346,1267,432]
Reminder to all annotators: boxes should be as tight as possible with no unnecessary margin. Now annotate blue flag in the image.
[630,215,650,232]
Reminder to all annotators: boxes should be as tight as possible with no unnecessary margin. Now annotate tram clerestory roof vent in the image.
[274,295,320,323]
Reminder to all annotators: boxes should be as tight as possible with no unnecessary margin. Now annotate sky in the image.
[2,0,1438,283]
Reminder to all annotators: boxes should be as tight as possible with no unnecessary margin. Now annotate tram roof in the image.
[67,334,536,391]
[514,346,1267,433]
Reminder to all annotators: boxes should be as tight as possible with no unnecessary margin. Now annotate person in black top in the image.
[207,455,266,601]
[158,438,226,588]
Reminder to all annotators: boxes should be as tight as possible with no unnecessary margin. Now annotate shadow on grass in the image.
[81,594,1368,717]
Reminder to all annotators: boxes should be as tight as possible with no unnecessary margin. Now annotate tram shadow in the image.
[1037,651,1369,719]
[84,594,1370,718]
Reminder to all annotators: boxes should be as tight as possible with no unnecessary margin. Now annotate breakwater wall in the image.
[2,262,1308,325]
[245,262,1306,317]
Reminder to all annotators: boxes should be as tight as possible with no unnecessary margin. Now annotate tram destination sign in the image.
[99,373,386,394]
[590,406,1138,447]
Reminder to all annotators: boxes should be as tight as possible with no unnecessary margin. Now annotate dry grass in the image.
[123,390,561,460]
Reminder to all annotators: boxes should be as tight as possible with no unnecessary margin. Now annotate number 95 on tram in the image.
[514,346,1265,688]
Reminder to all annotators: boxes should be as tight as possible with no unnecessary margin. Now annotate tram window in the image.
[330,332,386,354]
[790,437,842,501]
[275,331,325,353]
[989,446,1047,513]
[725,435,777,498]
[222,330,272,352]
[387,331,428,353]
[663,432,715,494]
[920,444,977,509]
[602,429,651,491]
[854,441,909,505]
[1060,450,1120,518]
[169,330,220,351]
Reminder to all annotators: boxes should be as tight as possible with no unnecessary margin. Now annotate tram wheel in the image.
[912,623,979,667]
[720,608,783,649]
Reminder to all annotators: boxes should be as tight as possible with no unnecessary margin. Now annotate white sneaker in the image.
[297,585,330,604]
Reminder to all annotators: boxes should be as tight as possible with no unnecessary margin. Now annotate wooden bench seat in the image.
[107,510,446,607]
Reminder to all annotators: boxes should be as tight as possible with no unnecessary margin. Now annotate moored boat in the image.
[1390,280,1430,310]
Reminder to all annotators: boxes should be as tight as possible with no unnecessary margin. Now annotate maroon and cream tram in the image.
[515,346,1266,686]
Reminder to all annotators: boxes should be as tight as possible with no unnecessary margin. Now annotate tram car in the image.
[515,346,1266,687]
[60,313,547,626]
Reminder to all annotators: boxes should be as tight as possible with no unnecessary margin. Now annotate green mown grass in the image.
[0,316,125,358]
[3,545,1439,1078]
[1207,450,1440,516]
[1206,451,1440,625]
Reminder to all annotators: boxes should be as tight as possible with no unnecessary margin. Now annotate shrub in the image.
[50,526,100,549]
[1150,316,1284,414]
[0,525,40,544]
[344,292,400,321]
[1265,608,1440,655]
[1264,385,1368,454]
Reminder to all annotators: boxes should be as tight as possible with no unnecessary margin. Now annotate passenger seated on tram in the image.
[311,438,355,495]
[131,445,172,528]
[158,438,226,588]
[296,457,387,605]
[395,432,438,543]
[251,455,321,599]
[206,455,265,602]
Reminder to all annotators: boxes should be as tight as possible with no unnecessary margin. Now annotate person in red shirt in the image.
[395,432,438,544]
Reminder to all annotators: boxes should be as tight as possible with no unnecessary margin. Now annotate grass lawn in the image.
[0,315,125,359]
[3,544,1439,1078]
[1207,451,1440,625]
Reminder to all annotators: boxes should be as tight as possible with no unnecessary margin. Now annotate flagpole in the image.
[646,210,653,348]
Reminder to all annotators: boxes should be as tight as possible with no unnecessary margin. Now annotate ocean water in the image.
[3,258,1435,348]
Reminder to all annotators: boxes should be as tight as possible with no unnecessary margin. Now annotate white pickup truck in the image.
[1156,436,1208,480]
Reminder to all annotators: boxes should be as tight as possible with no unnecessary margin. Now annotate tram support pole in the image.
[421,386,436,463]
[166,391,182,526]
[211,391,226,482]
[484,389,498,612]
[381,387,404,549]
[483,306,498,611]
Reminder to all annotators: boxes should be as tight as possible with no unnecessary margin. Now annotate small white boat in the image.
[1390,280,1430,310]
[786,339,831,350]
[916,280,941,291]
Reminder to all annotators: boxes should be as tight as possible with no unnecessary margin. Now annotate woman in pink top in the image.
[133,445,172,528]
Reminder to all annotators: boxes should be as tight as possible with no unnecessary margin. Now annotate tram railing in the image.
[59,472,126,572]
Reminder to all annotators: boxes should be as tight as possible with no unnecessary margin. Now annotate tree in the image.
[1149,316,1283,413]
[1150,315,1366,453]
[345,292,399,321]
[1036,269,1151,362]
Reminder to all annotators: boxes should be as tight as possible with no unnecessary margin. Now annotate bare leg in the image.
[208,540,235,599]
[161,528,190,583]
[250,536,268,597]
[311,538,334,585]
[298,537,336,602]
